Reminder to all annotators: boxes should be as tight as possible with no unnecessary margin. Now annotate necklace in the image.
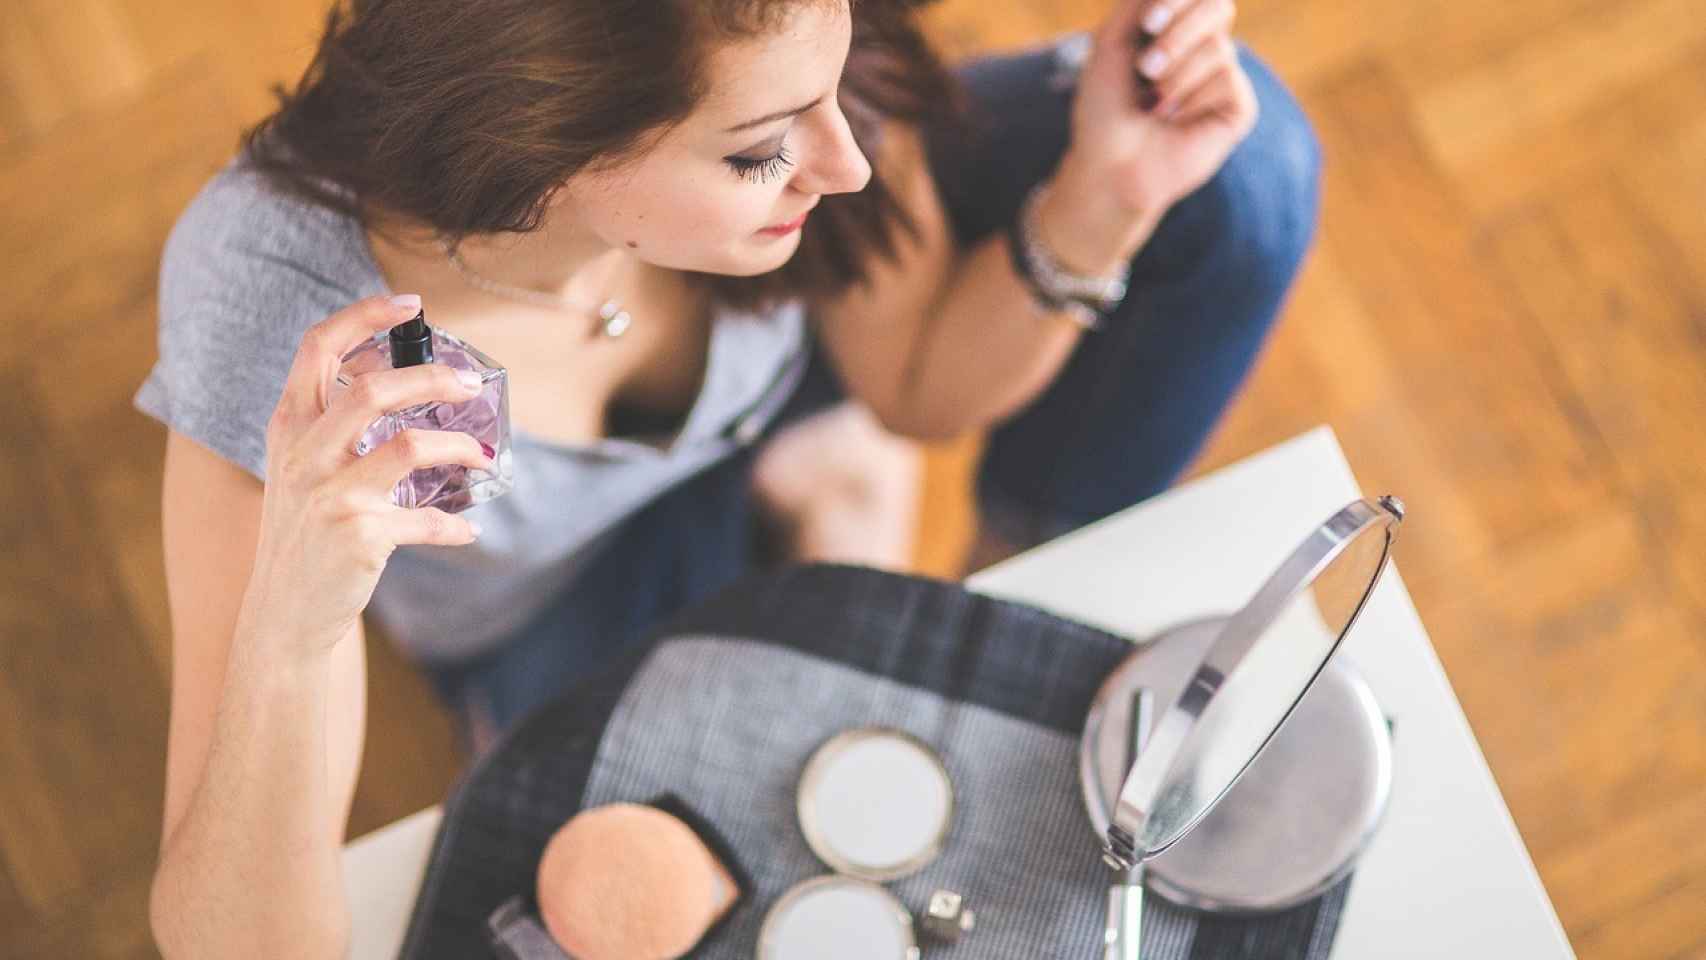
[439,239,633,338]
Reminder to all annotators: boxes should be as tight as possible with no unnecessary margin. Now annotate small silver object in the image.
[441,238,633,339]
[920,890,975,943]
[1102,688,1151,960]
[597,300,632,338]
[1017,183,1131,328]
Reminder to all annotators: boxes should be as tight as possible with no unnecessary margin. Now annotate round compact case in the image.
[401,498,1403,960]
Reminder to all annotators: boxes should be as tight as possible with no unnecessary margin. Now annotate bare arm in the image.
[150,431,367,958]
[149,295,489,958]
[815,0,1256,441]
[811,125,1156,441]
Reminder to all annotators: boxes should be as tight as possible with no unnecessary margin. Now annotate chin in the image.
[696,233,805,278]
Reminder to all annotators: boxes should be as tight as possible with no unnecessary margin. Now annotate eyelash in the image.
[725,144,796,184]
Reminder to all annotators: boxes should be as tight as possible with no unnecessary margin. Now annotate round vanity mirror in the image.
[1101,496,1403,870]
[758,876,920,960]
[797,728,954,883]
[1081,618,1393,911]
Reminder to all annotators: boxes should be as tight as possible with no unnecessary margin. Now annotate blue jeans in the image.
[422,42,1322,744]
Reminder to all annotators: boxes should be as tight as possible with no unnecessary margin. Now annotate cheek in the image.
[623,178,781,250]
[678,176,780,241]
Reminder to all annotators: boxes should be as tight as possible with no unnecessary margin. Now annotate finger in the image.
[1183,70,1259,135]
[276,294,425,425]
[1134,0,1185,42]
[1135,0,1235,85]
[345,427,494,492]
[1153,35,1233,115]
[385,506,481,548]
[1096,0,1152,55]
[309,363,485,463]
[1167,65,1245,125]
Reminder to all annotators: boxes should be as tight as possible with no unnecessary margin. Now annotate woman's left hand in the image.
[1041,0,1259,273]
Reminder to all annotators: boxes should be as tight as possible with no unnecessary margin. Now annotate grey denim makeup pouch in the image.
[400,565,1352,959]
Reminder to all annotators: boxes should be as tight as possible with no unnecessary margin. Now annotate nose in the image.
[790,102,872,197]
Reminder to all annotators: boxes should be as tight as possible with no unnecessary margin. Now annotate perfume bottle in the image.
[334,309,514,513]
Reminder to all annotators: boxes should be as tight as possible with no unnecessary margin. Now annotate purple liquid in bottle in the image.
[333,310,514,513]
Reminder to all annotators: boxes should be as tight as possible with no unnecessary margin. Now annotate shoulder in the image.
[155,152,384,382]
[160,154,376,325]
[140,155,380,479]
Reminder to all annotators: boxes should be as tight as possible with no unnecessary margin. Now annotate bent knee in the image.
[1223,49,1323,275]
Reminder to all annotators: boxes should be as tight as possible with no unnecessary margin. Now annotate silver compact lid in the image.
[758,875,920,960]
[1102,496,1404,871]
[797,728,954,883]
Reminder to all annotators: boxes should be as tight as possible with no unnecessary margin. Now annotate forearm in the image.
[151,626,348,959]
[888,155,1165,439]
[882,235,1083,439]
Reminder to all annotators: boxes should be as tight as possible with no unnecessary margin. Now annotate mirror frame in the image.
[1104,496,1404,870]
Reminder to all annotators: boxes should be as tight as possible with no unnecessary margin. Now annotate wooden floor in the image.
[3,1,1704,957]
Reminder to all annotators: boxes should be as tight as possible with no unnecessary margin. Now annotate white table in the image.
[343,426,1576,959]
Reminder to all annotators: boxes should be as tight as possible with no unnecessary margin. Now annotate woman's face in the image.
[560,2,872,277]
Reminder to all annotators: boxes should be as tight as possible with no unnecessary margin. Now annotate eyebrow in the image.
[725,96,824,133]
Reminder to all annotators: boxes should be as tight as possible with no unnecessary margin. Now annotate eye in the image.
[725,143,796,184]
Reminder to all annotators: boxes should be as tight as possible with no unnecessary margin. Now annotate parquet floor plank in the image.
[1410,0,1706,171]
[0,371,166,920]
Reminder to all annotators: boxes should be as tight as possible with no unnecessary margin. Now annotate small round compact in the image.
[797,728,954,882]
[760,728,955,960]
[1081,496,1404,957]
[758,875,921,960]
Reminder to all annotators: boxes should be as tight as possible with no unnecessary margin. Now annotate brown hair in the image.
[240,0,962,309]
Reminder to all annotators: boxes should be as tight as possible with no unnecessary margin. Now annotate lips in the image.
[759,211,809,237]
[759,202,818,237]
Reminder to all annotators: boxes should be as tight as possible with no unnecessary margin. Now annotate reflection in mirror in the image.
[1133,507,1395,858]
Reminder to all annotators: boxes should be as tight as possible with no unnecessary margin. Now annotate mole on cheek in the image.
[626,241,638,249]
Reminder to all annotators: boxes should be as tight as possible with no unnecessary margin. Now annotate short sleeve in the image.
[132,156,378,481]
[134,303,283,482]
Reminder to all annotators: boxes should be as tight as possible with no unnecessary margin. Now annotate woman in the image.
[140,0,1319,953]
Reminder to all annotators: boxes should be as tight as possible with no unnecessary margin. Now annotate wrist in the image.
[234,594,350,673]
[1039,152,1166,276]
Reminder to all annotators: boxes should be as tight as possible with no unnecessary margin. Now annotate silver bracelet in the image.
[1015,183,1131,326]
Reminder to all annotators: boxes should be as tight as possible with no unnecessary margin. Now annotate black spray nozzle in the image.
[388,309,434,368]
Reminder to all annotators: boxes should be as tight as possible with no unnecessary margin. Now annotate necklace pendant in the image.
[598,299,632,338]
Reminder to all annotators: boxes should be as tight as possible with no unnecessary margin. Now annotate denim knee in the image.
[1241,51,1322,279]
[973,51,1322,550]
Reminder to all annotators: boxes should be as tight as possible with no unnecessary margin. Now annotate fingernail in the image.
[467,520,483,539]
[388,293,423,315]
[455,369,482,391]
[1140,48,1169,79]
[1143,4,1173,34]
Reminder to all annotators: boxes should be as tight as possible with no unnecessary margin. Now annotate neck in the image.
[372,208,633,307]
[453,220,626,303]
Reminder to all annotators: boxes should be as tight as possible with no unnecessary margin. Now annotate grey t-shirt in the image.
[135,155,809,661]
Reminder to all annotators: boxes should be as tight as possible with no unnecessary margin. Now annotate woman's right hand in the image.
[237,294,491,656]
